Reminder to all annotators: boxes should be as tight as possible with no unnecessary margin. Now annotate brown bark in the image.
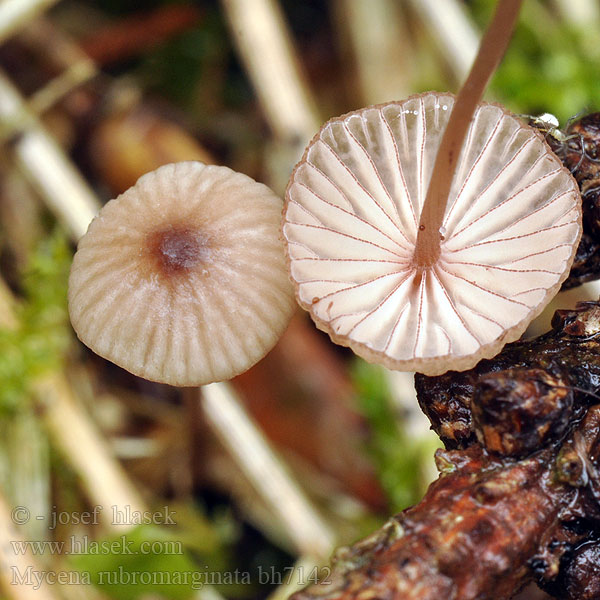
[415,302,600,450]
[537,112,600,289]
[293,445,567,600]
[294,303,600,600]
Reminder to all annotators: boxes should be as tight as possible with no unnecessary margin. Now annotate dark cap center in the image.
[148,227,209,274]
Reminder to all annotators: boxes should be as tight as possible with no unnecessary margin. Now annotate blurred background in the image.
[0,0,599,599]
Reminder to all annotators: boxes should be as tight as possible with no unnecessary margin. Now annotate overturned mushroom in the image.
[69,161,295,386]
[283,93,582,375]
[283,0,582,376]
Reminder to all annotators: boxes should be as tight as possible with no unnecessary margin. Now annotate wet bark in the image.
[544,112,600,289]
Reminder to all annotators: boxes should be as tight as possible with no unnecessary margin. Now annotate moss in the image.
[351,360,439,512]
[0,230,71,412]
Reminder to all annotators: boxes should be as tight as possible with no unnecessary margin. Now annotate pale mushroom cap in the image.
[69,162,295,386]
[283,92,582,375]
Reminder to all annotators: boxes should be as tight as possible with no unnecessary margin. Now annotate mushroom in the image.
[68,161,295,386]
[282,0,582,376]
[282,94,582,376]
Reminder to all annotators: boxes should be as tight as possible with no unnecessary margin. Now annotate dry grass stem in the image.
[201,382,336,559]
[220,0,320,145]
[0,164,44,270]
[1,410,51,542]
[19,19,94,70]
[0,0,58,44]
[336,0,412,104]
[551,0,600,60]
[405,0,479,82]
[0,69,100,240]
[0,277,18,329]
[28,60,97,115]
[33,373,148,531]
[0,492,59,600]
[266,556,322,600]
[553,0,600,24]
[19,20,99,115]
[195,584,228,600]
[0,279,51,544]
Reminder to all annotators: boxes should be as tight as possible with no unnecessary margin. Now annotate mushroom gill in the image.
[282,92,582,376]
[69,161,295,386]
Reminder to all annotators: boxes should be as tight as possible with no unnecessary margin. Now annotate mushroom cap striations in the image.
[283,92,582,376]
[69,162,295,386]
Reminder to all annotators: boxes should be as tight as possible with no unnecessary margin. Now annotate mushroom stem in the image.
[413,0,523,268]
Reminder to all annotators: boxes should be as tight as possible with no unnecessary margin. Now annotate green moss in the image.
[474,0,600,121]
[351,361,439,512]
[0,231,71,412]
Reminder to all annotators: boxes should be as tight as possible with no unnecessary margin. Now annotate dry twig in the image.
[405,0,479,82]
[220,0,320,145]
[201,382,336,560]
[0,68,99,240]
[335,0,413,104]
[0,0,57,44]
